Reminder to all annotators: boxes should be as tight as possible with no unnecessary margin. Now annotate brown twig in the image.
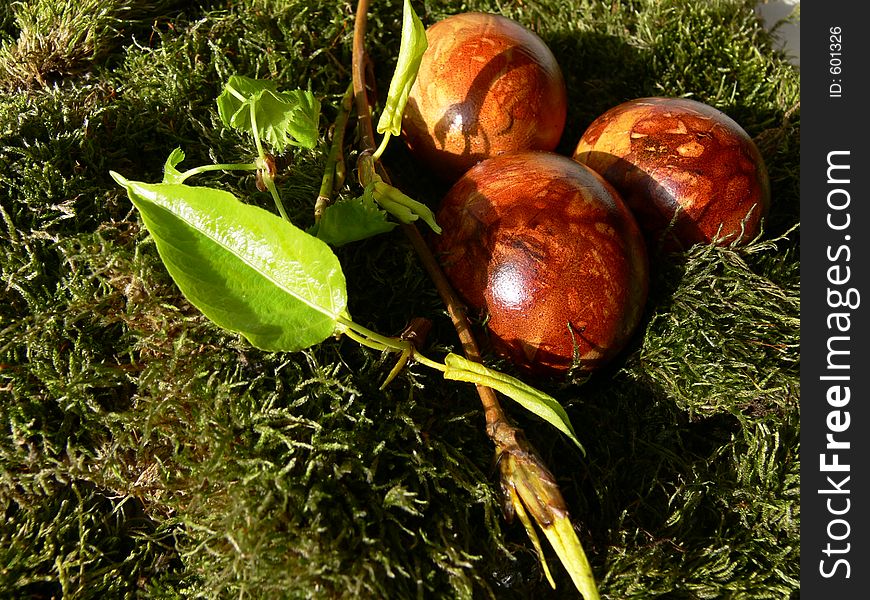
[348,4,600,597]
[351,0,509,436]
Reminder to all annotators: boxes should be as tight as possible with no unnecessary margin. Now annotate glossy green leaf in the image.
[376,0,428,136]
[216,75,321,150]
[311,195,397,247]
[110,171,348,352]
[442,354,584,451]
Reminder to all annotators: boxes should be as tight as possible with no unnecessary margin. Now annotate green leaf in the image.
[371,181,441,234]
[251,88,321,150]
[311,195,397,247]
[442,354,584,452]
[216,75,321,150]
[110,171,348,352]
[162,147,186,184]
[542,513,600,599]
[216,75,277,127]
[376,0,428,136]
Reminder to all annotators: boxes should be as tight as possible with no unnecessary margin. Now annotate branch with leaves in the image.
[110,0,600,597]
[347,3,599,596]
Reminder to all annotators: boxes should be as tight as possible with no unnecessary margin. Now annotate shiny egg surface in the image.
[434,152,648,374]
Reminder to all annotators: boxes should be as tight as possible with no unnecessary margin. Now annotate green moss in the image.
[1,0,799,598]
[635,236,799,420]
[0,0,184,90]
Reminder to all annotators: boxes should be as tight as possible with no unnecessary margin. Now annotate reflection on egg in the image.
[434,152,648,375]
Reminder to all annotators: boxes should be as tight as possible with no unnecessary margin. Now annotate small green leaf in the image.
[216,75,321,150]
[216,75,276,128]
[542,513,600,599]
[312,195,397,246]
[371,181,441,233]
[376,0,428,136]
[110,171,348,352]
[251,88,321,150]
[375,195,415,225]
[442,354,584,451]
[162,147,186,184]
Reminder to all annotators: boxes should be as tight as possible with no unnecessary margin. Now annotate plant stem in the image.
[337,314,410,353]
[352,0,377,152]
[342,321,446,374]
[341,324,396,353]
[180,162,258,182]
[372,131,391,161]
[262,173,289,222]
[248,102,289,221]
[315,81,354,221]
[338,315,446,386]
[248,102,266,161]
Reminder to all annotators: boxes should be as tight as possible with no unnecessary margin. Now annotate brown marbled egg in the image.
[402,12,567,182]
[434,152,648,375]
[573,97,770,249]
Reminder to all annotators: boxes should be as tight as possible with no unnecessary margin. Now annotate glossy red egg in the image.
[434,152,649,375]
[573,97,770,249]
[402,12,567,182]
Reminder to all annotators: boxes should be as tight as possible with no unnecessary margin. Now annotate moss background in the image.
[0,0,799,598]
